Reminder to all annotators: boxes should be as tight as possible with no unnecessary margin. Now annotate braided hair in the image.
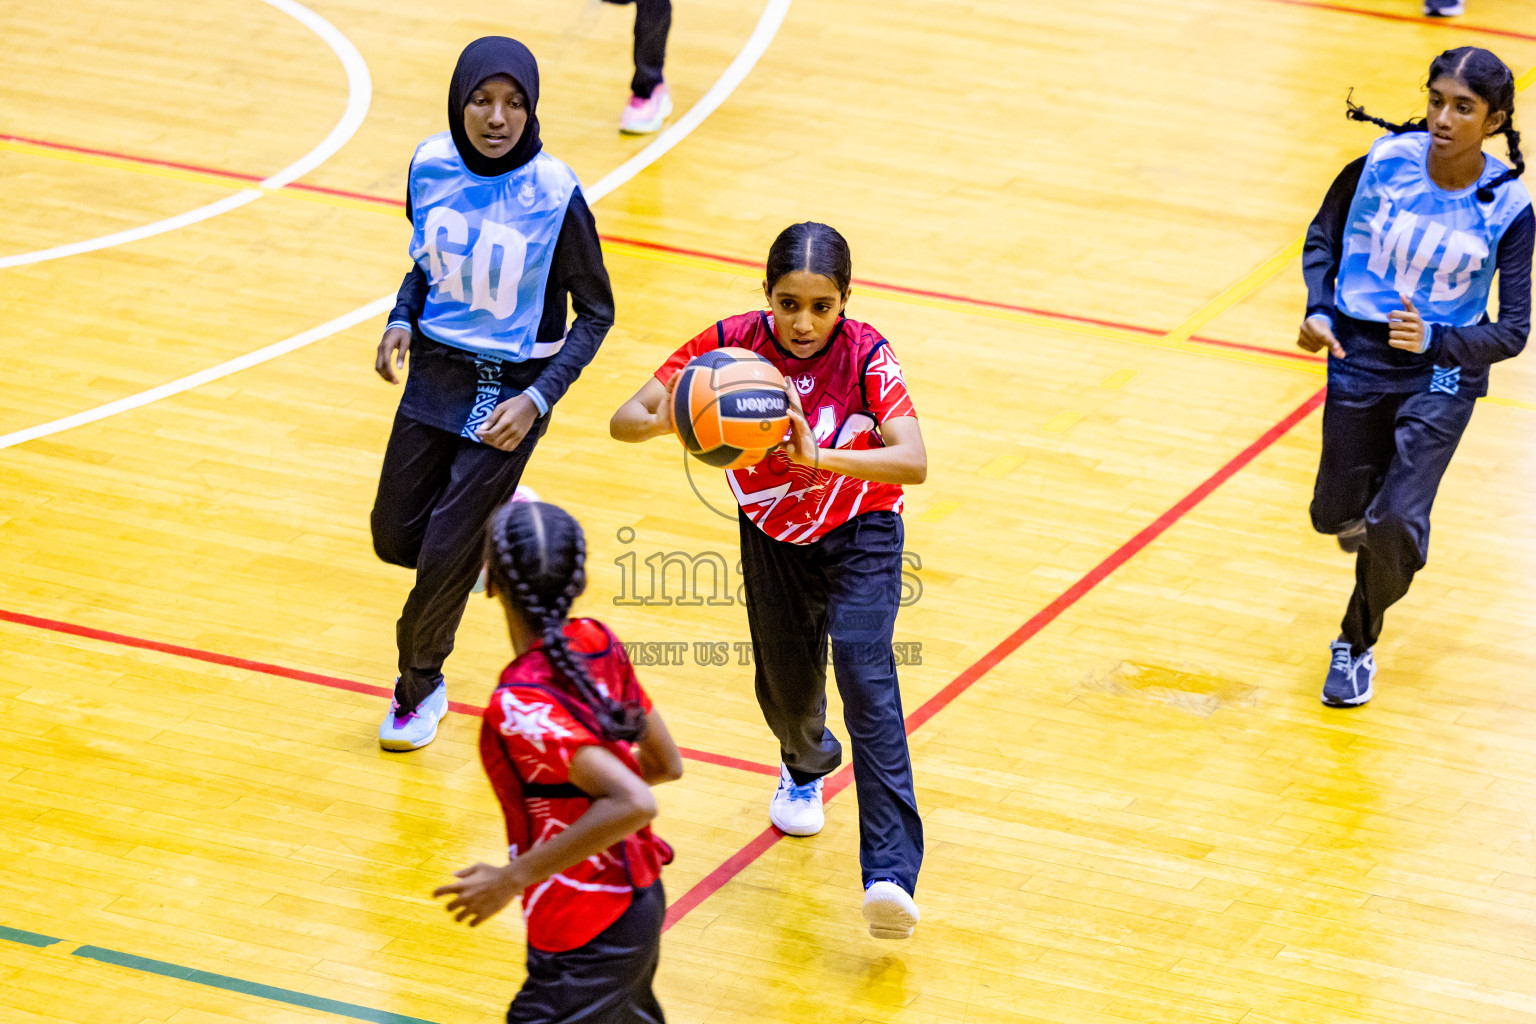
[1346,46,1523,203]
[484,500,646,742]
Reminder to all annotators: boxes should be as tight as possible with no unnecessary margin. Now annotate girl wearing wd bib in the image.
[610,223,928,940]
[372,38,614,750]
[1299,47,1532,707]
[434,500,681,1023]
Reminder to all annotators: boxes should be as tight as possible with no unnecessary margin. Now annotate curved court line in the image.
[0,0,791,451]
[0,0,371,271]
[586,0,791,200]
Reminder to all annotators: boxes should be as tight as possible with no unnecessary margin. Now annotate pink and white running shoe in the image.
[620,84,673,135]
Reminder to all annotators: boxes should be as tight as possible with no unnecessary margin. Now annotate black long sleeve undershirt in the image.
[1438,207,1533,368]
[1301,157,1366,320]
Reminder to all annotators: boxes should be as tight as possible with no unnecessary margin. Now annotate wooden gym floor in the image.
[4,1,1536,1021]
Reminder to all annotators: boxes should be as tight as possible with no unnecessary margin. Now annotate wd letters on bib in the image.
[1317,131,1533,396]
[1339,133,1527,328]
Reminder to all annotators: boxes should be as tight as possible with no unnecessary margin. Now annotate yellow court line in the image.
[1481,394,1536,412]
[1162,236,1307,344]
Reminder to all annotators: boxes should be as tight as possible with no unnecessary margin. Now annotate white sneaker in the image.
[379,682,448,751]
[862,880,919,940]
[768,763,824,836]
[620,84,672,135]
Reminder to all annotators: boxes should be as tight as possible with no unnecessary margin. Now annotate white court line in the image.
[0,0,792,451]
[0,0,371,271]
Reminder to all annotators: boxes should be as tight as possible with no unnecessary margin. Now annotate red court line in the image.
[5,132,1328,365]
[0,133,405,206]
[1189,335,1324,364]
[661,386,1329,930]
[1255,0,1536,42]
[0,606,776,776]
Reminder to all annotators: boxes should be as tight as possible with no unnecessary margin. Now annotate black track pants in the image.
[508,882,666,1024]
[371,410,546,711]
[604,0,671,98]
[739,510,924,894]
[1310,388,1475,654]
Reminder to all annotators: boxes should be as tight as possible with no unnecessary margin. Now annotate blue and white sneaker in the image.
[1321,641,1375,707]
[862,880,920,940]
[379,681,449,750]
[768,764,824,836]
[1423,0,1464,15]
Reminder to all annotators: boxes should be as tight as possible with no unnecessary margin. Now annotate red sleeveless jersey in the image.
[656,312,917,544]
[479,618,672,952]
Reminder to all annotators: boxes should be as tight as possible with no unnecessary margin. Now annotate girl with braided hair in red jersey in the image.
[610,222,928,940]
[434,499,682,1023]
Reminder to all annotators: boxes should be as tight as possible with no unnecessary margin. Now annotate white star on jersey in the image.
[497,691,573,753]
[865,346,906,403]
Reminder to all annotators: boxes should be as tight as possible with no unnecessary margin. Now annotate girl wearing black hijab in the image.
[372,37,615,751]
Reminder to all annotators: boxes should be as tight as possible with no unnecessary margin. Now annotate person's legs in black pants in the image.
[604,0,671,98]
[819,512,923,896]
[371,411,459,573]
[1310,390,1401,546]
[507,882,666,1023]
[739,512,842,781]
[629,0,670,98]
[1341,391,1475,654]
[374,414,546,713]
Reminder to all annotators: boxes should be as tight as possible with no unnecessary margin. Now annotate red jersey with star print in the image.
[479,618,673,952]
[656,312,917,544]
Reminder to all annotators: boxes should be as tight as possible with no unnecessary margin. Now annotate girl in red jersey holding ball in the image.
[610,222,927,940]
[435,499,682,1022]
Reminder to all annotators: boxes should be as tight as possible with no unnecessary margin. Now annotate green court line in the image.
[0,924,62,947]
[0,924,441,1024]
[69,947,440,1024]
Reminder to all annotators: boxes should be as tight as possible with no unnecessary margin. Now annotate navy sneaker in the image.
[1423,0,1464,16]
[1321,641,1375,707]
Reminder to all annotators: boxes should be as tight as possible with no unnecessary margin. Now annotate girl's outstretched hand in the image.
[1297,314,1345,359]
[434,862,524,927]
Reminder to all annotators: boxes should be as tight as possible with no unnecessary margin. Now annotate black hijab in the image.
[449,36,542,177]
